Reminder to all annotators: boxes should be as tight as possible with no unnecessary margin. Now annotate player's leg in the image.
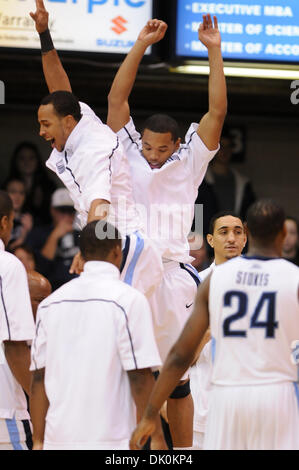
[167,379,194,448]
[120,231,163,298]
[150,262,200,448]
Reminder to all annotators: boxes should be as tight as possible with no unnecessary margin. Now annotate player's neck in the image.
[246,243,280,259]
[214,255,227,265]
[282,247,296,259]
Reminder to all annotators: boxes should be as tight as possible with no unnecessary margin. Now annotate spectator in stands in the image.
[194,126,256,237]
[12,245,36,272]
[3,178,34,250]
[7,142,56,223]
[26,188,80,291]
[282,216,299,266]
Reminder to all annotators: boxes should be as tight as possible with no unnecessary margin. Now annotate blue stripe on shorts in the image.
[5,418,23,450]
[123,231,144,286]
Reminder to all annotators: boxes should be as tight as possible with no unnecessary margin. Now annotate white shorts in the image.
[149,261,200,381]
[193,430,204,450]
[0,418,32,450]
[120,231,163,299]
[204,382,299,450]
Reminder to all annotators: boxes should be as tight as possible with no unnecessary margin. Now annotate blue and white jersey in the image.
[209,256,299,386]
[117,118,219,263]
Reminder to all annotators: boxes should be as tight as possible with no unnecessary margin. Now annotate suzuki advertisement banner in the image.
[0,0,153,54]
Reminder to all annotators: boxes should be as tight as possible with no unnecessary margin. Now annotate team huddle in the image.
[0,0,298,451]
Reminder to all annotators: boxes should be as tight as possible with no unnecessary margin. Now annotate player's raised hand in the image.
[30,0,49,33]
[198,14,221,49]
[137,19,168,48]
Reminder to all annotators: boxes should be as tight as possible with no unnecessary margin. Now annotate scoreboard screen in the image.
[176,1,299,63]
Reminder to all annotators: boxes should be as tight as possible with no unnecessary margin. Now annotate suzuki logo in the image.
[111,16,128,35]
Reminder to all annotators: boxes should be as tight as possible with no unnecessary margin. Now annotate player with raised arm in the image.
[107,15,227,449]
[130,199,299,450]
[29,0,163,298]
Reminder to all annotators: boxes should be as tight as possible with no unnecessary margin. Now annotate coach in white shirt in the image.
[107,16,227,448]
[30,221,165,450]
[0,191,36,450]
[29,0,163,299]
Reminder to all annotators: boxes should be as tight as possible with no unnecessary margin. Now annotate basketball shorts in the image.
[0,418,32,450]
[120,231,163,299]
[204,381,299,450]
[149,261,200,381]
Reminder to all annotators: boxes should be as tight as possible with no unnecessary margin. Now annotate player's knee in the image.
[169,379,190,399]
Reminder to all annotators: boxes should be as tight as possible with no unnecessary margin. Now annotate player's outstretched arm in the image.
[197,14,227,150]
[130,276,211,450]
[30,368,49,450]
[30,0,72,93]
[128,368,167,450]
[107,19,167,133]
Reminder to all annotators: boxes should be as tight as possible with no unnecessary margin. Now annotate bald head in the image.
[27,270,52,320]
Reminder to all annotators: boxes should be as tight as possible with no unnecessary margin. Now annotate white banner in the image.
[0,0,153,53]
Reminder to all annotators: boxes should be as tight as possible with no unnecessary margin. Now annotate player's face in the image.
[141,129,180,169]
[6,180,26,212]
[1,210,14,247]
[38,104,70,152]
[208,215,247,263]
[283,219,298,253]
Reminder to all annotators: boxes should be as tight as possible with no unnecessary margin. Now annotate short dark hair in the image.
[3,177,26,191]
[40,91,82,122]
[209,210,243,235]
[0,190,13,220]
[246,199,285,243]
[80,221,122,261]
[142,114,180,142]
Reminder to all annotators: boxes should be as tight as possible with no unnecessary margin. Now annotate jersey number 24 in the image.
[222,291,278,338]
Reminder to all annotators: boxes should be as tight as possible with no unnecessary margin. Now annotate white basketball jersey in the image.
[209,256,299,386]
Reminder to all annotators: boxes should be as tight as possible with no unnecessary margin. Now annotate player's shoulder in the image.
[38,276,80,311]
[199,263,215,282]
[0,249,26,275]
[211,256,243,276]
[114,280,149,308]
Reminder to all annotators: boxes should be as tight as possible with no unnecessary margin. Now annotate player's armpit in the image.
[197,111,226,151]
[107,101,130,134]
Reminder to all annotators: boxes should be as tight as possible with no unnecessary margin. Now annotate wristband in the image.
[39,28,54,54]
